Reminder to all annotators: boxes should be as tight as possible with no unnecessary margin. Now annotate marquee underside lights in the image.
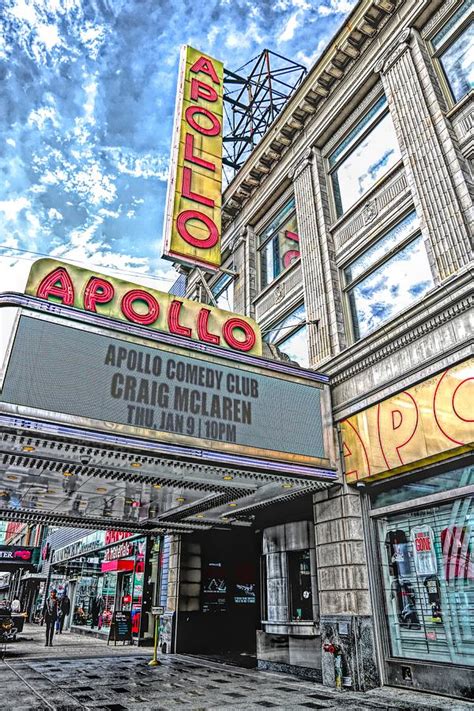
[162,46,224,271]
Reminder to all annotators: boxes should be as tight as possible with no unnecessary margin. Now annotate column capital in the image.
[289,148,313,182]
[374,27,411,75]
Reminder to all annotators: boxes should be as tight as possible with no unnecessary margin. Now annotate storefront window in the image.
[259,199,300,288]
[288,550,313,621]
[263,303,309,367]
[344,212,433,340]
[377,493,474,666]
[432,1,473,103]
[329,96,401,217]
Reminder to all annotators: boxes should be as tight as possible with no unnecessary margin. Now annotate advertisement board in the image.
[0,546,39,568]
[341,359,473,483]
[0,314,328,469]
[162,45,224,270]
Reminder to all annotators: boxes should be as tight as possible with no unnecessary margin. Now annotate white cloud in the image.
[226,22,263,49]
[279,13,299,42]
[0,196,30,221]
[104,147,169,181]
[296,38,328,68]
[318,0,356,16]
[27,105,60,130]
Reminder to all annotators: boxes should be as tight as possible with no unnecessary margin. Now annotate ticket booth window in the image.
[288,550,312,621]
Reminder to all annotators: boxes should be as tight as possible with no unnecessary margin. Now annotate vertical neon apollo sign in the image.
[162,46,224,271]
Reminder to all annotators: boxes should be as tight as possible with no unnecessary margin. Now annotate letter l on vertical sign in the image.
[162,45,224,271]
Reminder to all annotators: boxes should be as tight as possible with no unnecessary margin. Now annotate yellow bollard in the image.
[148,612,161,666]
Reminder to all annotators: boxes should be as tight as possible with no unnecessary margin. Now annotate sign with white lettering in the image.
[0,315,328,469]
[162,45,224,270]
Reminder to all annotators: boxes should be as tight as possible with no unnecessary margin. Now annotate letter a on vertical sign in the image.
[162,46,224,271]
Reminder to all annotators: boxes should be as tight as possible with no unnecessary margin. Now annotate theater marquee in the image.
[162,45,224,270]
[25,258,262,356]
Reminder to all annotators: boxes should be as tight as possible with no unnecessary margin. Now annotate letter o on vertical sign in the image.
[223,318,256,352]
[176,210,219,249]
[121,290,160,325]
[185,106,221,136]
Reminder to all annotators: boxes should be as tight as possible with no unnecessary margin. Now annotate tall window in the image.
[259,198,300,288]
[263,303,309,367]
[211,271,234,311]
[344,211,433,340]
[432,1,473,104]
[329,96,401,217]
[288,550,313,621]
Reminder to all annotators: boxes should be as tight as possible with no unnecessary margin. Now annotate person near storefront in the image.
[57,593,71,634]
[42,589,58,647]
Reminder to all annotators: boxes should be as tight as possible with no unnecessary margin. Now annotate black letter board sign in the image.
[108,610,133,645]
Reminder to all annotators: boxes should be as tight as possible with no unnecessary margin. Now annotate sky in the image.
[0,0,357,296]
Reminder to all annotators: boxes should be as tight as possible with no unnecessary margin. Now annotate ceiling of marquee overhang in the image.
[0,425,335,534]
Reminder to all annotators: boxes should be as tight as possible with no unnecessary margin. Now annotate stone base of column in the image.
[320,614,380,692]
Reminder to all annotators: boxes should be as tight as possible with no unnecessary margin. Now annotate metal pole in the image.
[148,613,161,666]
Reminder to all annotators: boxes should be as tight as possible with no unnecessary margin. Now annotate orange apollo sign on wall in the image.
[162,45,224,271]
[341,359,473,484]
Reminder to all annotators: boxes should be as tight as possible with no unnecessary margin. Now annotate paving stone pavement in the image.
[1,626,472,710]
[1,653,473,711]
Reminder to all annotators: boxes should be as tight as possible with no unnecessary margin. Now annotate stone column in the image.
[291,150,346,367]
[375,29,472,281]
[232,226,257,318]
[314,486,379,691]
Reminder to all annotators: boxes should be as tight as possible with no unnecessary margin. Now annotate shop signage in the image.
[341,359,473,483]
[1,315,328,469]
[0,546,38,566]
[52,531,105,564]
[25,259,261,356]
[162,45,224,271]
[105,530,133,546]
[103,541,134,562]
[108,610,133,645]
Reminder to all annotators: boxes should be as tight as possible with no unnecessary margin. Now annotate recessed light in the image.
[153,484,162,489]
[22,446,35,452]
[221,517,229,522]
[176,497,185,502]
[96,487,107,493]
[63,471,73,477]
[282,483,293,489]
[6,475,18,481]
[223,475,233,481]
[195,514,204,518]
[228,503,237,507]
[131,462,142,468]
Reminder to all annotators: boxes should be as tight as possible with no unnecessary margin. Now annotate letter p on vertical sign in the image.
[162,45,224,271]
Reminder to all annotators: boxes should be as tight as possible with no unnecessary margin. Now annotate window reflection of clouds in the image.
[344,211,418,283]
[332,112,401,216]
[264,304,309,367]
[348,236,433,339]
[440,26,474,101]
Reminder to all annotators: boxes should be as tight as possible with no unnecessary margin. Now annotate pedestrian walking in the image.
[58,593,71,634]
[42,589,58,647]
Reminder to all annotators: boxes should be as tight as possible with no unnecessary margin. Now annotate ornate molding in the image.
[362,198,378,225]
[289,149,313,181]
[421,0,459,39]
[330,294,472,387]
[374,27,412,74]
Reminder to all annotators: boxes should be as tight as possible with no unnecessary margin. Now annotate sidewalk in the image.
[1,622,150,661]
[0,625,472,710]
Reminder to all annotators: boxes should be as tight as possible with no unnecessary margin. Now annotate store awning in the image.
[101,559,134,573]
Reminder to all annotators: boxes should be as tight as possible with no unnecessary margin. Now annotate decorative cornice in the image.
[330,290,472,387]
[289,149,313,181]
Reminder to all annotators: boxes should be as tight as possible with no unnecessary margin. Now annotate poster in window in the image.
[411,526,437,576]
[202,561,227,613]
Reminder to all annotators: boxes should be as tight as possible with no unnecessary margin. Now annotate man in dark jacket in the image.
[58,593,71,633]
[43,589,58,646]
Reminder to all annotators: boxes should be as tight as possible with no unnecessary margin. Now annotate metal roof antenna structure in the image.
[223,49,307,183]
